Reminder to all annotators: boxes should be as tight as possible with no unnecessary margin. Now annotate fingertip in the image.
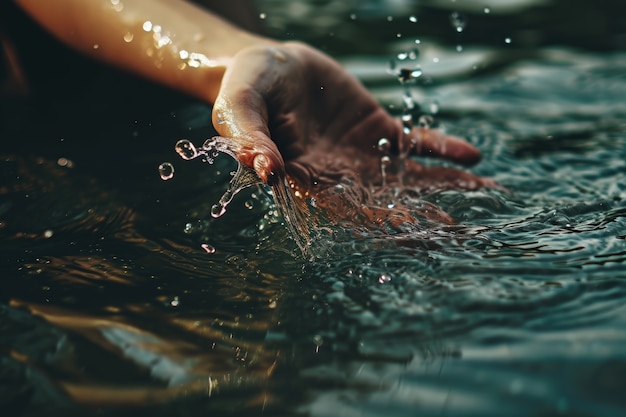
[451,139,482,166]
[249,143,285,185]
[414,128,482,166]
[252,153,273,184]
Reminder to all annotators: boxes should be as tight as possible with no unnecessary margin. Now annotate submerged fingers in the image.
[404,127,481,166]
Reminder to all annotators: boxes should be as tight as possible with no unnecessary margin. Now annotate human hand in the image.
[211,41,488,192]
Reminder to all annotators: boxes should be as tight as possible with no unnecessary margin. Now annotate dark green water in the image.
[2,1,626,416]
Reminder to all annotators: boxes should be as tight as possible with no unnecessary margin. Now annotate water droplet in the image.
[170,296,180,307]
[259,12,267,19]
[430,100,440,115]
[397,67,422,83]
[334,184,345,194]
[484,7,491,14]
[184,223,193,233]
[409,15,418,23]
[377,137,391,153]
[43,229,54,238]
[123,32,134,43]
[450,12,467,33]
[505,37,512,44]
[110,0,123,12]
[244,200,254,209]
[378,274,392,284]
[175,139,199,160]
[313,334,324,346]
[402,93,417,110]
[380,155,391,168]
[57,157,74,168]
[397,48,419,61]
[201,243,216,254]
[158,162,174,180]
[350,13,357,20]
[418,115,435,128]
[456,44,463,52]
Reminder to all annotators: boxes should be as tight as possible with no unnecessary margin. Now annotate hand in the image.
[211,41,489,193]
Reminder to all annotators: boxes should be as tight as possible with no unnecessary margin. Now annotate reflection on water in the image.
[3,1,626,416]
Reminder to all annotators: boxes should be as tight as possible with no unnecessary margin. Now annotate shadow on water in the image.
[3,0,626,416]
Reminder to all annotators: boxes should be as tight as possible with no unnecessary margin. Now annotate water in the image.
[2,0,626,416]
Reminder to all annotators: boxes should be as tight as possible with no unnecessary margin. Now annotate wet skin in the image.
[211,42,495,225]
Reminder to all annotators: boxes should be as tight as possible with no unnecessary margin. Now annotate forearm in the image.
[15,0,276,102]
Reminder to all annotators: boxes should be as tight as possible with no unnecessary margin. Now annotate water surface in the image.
[2,1,626,416]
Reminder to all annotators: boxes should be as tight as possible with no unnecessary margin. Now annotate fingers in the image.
[211,48,287,184]
[404,159,498,190]
[212,94,283,185]
[405,127,481,166]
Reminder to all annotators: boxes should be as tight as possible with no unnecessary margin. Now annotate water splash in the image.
[270,180,312,257]
[169,136,313,257]
[210,163,259,219]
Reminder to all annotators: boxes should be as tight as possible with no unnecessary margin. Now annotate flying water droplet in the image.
[397,48,418,61]
[418,115,435,129]
[429,100,440,115]
[378,273,392,284]
[175,139,199,160]
[201,243,216,254]
[409,15,418,23]
[313,334,324,346]
[450,12,467,33]
[377,137,391,154]
[158,162,174,180]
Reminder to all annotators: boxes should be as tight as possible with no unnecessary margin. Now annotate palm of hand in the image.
[212,42,492,196]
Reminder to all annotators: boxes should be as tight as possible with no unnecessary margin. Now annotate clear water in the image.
[2,1,626,416]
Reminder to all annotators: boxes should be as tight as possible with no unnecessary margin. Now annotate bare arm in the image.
[15,0,275,103]
[16,0,483,188]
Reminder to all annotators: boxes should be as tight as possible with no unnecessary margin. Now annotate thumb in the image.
[211,69,285,185]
